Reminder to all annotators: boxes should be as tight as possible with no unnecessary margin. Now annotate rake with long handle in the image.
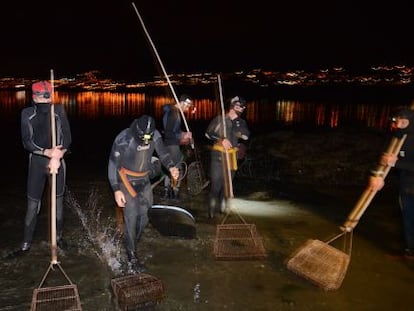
[286,133,407,291]
[213,75,266,260]
[217,75,233,198]
[216,74,245,223]
[341,135,406,231]
[50,69,58,265]
[131,2,193,148]
[131,2,210,193]
[30,70,82,311]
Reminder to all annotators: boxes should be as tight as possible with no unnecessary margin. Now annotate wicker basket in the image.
[31,284,82,311]
[286,239,350,291]
[111,274,165,310]
[213,223,267,260]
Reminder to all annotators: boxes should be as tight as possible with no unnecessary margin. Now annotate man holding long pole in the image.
[20,80,72,252]
[161,94,193,200]
[205,95,250,219]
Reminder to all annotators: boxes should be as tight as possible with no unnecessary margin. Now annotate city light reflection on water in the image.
[2,88,414,310]
[0,89,408,131]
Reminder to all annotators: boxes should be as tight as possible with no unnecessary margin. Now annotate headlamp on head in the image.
[132,115,155,145]
[179,94,192,107]
[230,96,247,109]
[391,107,414,122]
[183,98,192,106]
[389,107,414,134]
[142,133,153,144]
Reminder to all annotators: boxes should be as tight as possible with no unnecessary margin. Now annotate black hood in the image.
[391,107,414,136]
[129,115,155,143]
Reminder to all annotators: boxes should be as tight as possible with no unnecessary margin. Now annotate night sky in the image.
[1,0,413,81]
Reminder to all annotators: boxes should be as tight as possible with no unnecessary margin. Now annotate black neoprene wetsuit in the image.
[108,124,175,257]
[21,103,71,199]
[205,114,250,217]
[20,102,71,245]
[162,104,185,195]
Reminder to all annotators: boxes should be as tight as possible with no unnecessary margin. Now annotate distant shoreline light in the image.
[0,65,413,92]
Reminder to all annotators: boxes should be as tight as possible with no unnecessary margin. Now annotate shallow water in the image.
[1,166,414,311]
[1,102,414,310]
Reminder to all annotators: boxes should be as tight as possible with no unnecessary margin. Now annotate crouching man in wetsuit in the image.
[205,96,250,219]
[108,115,179,272]
[20,80,72,252]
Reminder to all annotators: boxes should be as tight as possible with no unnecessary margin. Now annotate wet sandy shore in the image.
[1,168,414,311]
[1,128,414,310]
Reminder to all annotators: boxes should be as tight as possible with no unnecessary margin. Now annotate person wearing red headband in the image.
[20,80,72,252]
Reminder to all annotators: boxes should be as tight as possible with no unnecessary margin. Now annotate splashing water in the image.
[65,188,124,273]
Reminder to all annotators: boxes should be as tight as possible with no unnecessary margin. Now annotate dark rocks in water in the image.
[237,128,389,187]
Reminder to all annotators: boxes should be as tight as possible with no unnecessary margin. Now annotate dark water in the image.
[1,88,414,310]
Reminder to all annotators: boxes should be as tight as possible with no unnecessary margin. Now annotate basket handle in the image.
[37,262,75,289]
[220,199,249,225]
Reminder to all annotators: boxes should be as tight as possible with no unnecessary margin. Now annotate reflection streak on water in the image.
[0,89,399,130]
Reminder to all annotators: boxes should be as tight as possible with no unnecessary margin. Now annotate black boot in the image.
[21,198,40,251]
[220,198,228,214]
[127,250,137,262]
[172,187,180,201]
[127,251,138,274]
[208,198,216,219]
[127,251,146,273]
[163,187,171,200]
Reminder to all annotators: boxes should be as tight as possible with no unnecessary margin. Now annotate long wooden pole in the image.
[131,2,194,149]
[341,134,407,231]
[50,69,58,264]
[217,74,234,199]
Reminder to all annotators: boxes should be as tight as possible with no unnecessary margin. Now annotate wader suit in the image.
[161,96,192,200]
[390,111,414,256]
[20,102,72,250]
[108,116,175,263]
[205,97,250,218]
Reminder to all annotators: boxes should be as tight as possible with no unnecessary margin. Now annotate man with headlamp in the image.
[108,114,179,271]
[369,107,414,259]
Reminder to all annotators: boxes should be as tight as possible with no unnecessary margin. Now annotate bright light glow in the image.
[229,197,312,218]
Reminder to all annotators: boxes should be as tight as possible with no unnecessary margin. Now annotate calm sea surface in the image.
[1,87,413,132]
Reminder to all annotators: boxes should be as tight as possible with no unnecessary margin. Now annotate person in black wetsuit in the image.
[20,80,72,251]
[108,115,179,271]
[369,107,414,259]
[205,96,250,219]
[161,94,193,200]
